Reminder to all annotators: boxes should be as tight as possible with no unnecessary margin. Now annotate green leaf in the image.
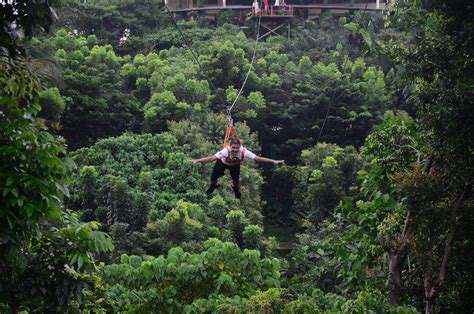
[360,29,374,51]
[71,253,78,265]
[25,206,34,218]
[78,255,84,269]
[55,183,70,198]
[0,96,12,105]
[344,22,360,32]
[6,177,14,186]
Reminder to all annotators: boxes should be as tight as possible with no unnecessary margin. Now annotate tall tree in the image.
[365,1,474,311]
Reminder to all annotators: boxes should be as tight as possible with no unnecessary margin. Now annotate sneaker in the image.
[206,184,219,195]
[232,186,241,199]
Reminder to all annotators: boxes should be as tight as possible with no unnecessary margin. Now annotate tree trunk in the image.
[383,206,413,306]
[388,249,405,305]
[9,289,18,314]
[422,184,470,314]
[425,297,435,314]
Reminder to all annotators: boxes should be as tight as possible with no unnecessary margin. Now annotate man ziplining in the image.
[165,0,280,199]
[188,138,284,199]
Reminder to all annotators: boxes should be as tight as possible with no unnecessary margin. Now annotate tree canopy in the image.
[1,0,473,312]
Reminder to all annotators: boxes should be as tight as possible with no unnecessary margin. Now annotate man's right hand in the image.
[188,159,198,164]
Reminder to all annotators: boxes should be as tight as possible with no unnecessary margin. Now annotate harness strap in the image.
[224,146,245,164]
[223,127,241,148]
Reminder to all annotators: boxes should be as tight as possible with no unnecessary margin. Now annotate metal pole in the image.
[376,0,380,9]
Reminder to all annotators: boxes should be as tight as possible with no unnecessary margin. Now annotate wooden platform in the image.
[169,2,385,22]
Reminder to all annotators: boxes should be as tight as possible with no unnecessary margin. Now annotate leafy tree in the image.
[100,239,281,312]
[0,55,113,313]
[0,56,69,310]
[286,113,420,310]
[37,87,66,122]
[58,0,170,54]
[36,30,142,149]
[0,0,61,56]
[200,40,249,94]
[69,132,207,216]
[145,200,210,255]
[291,143,365,225]
[108,223,147,258]
[364,1,474,311]
[11,211,114,312]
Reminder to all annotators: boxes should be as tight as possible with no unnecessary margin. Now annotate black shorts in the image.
[211,159,240,182]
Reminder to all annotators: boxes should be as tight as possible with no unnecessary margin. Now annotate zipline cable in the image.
[227,4,264,121]
[163,4,227,107]
[163,2,264,124]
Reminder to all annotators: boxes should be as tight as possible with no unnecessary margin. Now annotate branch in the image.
[433,183,471,292]
[422,155,433,173]
[400,208,412,245]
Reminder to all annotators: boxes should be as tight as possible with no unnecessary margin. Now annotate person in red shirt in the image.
[189,138,284,199]
[263,0,269,15]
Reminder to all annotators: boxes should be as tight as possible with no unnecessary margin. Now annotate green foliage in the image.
[200,40,248,92]
[59,0,169,54]
[244,288,289,313]
[7,2,472,311]
[0,0,61,56]
[363,110,421,182]
[292,143,365,224]
[145,200,209,254]
[70,132,206,213]
[0,57,73,271]
[69,129,275,257]
[100,239,280,312]
[36,30,142,149]
[0,12,117,311]
[254,50,392,164]
[243,225,264,251]
[38,87,65,121]
[283,288,417,313]
[361,2,474,310]
[0,209,114,312]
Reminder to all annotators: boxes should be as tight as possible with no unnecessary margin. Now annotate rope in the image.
[163,4,227,107]
[227,7,263,118]
[164,2,264,125]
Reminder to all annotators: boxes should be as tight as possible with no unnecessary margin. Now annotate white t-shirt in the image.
[215,146,256,165]
[252,0,260,13]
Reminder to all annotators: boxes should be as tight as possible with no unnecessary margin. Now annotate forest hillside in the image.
[1,0,473,313]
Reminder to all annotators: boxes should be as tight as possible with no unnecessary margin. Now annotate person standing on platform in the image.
[252,0,261,15]
[263,0,269,15]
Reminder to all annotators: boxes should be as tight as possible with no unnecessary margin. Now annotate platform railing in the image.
[252,5,294,16]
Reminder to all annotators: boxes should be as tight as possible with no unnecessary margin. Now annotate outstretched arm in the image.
[254,156,285,164]
[188,155,218,164]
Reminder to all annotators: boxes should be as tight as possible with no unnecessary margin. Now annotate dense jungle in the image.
[1,0,473,312]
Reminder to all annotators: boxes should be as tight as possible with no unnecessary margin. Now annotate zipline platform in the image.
[251,6,294,40]
[168,1,385,21]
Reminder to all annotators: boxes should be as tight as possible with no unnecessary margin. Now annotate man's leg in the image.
[229,164,241,199]
[208,160,225,195]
